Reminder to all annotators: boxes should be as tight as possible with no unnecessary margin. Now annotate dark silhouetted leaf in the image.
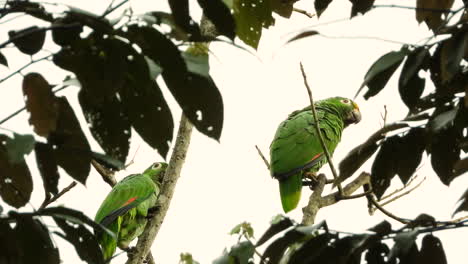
[430,122,461,185]
[368,220,392,237]
[182,46,210,77]
[233,0,274,49]
[0,219,21,263]
[22,73,59,137]
[349,0,375,18]
[4,133,35,163]
[286,30,320,44]
[404,213,436,229]
[0,51,8,67]
[53,217,104,264]
[399,48,429,110]
[117,42,173,158]
[396,128,426,184]
[270,0,294,18]
[365,242,390,264]
[371,136,401,199]
[440,32,467,82]
[416,0,455,31]
[52,16,83,46]
[35,142,59,195]
[429,107,458,132]
[127,26,223,140]
[453,188,468,217]
[357,49,407,99]
[90,152,125,171]
[48,97,91,184]
[288,233,333,264]
[338,141,378,186]
[420,234,447,264]
[453,157,468,177]
[8,26,46,55]
[0,135,33,208]
[168,0,202,41]
[388,230,419,261]
[197,0,236,39]
[53,37,128,103]
[10,213,60,264]
[256,216,294,246]
[315,0,333,17]
[79,91,130,163]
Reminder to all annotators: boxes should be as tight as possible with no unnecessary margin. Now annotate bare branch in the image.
[39,181,77,209]
[299,62,343,194]
[367,194,409,224]
[255,145,270,169]
[91,160,117,187]
[100,0,129,18]
[126,113,193,264]
[321,172,371,207]
[302,174,327,225]
[293,8,315,18]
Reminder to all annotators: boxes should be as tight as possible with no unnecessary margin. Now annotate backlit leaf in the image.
[398,48,429,110]
[22,73,59,137]
[349,0,375,18]
[419,234,447,264]
[315,0,333,18]
[0,135,33,208]
[440,32,467,82]
[4,133,35,163]
[35,142,60,195]
[371,136,401,199]
[396,128,426,184]
[233,0,274,49]
[416,0,455,31]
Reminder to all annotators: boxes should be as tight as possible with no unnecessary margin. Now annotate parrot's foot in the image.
[124,246,136,257]
[303,171,318,180]
[302,172,319,189]
[146,206,160,219]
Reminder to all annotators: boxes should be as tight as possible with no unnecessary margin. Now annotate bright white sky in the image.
[0,0,467,263]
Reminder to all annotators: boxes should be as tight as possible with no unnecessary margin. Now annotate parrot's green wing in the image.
[270,97,361,213]
[95,162,166,260]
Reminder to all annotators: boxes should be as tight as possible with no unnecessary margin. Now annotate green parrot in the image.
[270,97,361,213]
[94,162,167,260]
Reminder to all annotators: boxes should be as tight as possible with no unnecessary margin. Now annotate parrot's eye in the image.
[152,163,161,169]
[341,99,350,104]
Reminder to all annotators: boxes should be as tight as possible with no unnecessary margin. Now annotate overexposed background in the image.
[0,0,467,263]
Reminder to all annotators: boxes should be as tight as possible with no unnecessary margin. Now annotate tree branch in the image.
[255,145,270,170]
[91,159,117,187]
[39,181,77,209]
[299,62,343,194]
[126,113,193,264]
[301,174,327,225]
[321,172,371,207]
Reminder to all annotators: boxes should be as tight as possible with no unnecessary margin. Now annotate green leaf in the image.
[257,216,294,246]
[53,217,104,264]
[0,51,8,67]
[270,0,294,18]
[117,43,174,158]
[419,234,447,264]
[180,253,200,264]
[229,241,255,263]
[48,97,91,184]
[367,220,392,237]
[233,0,274,49]
[0,135,33,208]
[79,91,131,163]
[8,26,46,55]
[314,0,333,18]
[35,142,60,195]
[349,0,375,18]
[4,133,35,163]
[197,0,236,40]
[229,221,254,238]
[182,50,210,77]
[357,49,407,99]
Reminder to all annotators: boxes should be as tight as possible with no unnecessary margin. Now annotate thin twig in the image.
[299,62,343,195]
[293,8,315,18]
[371,176,426,213]
[0,54,52,85]
[126,113,193,264]
[255,145,270,169]
[100,0,129,18]
[367,194,409,224]
[39,182,77,209]
[91,160,117,187]
[373,4,461,13]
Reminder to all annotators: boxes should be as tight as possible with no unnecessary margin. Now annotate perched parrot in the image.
[270,97,361,213]
[94,162,167,260]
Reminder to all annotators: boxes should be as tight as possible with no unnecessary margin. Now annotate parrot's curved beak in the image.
[351,108,362,124]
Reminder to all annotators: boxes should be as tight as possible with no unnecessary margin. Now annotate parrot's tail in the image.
[279,173,302,213]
